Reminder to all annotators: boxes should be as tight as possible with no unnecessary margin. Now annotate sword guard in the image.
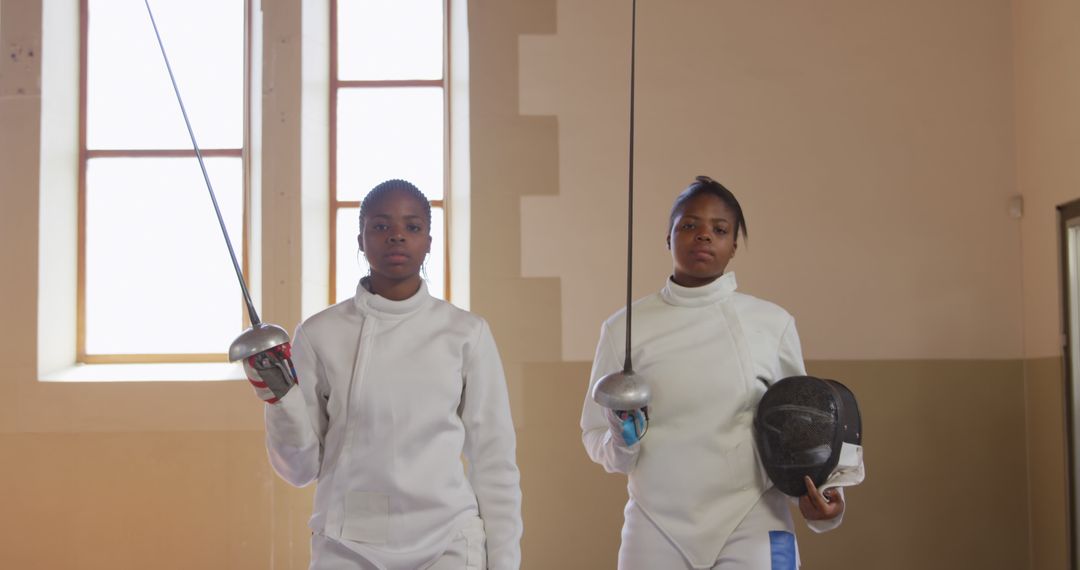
[229,323,291,362]
[244,342,298,403]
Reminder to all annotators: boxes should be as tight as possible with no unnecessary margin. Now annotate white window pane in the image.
[85,157,244,354]
[337,0,443,80]
[336,207,365,303]
[335,207,445,303]
[337,87,444,201]
[87,0,243,149]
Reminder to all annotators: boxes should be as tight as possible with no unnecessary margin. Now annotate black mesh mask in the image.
[753,376,862,497]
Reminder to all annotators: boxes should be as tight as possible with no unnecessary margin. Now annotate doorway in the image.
[1057,198,1080,570]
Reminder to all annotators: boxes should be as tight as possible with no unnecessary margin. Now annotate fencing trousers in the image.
[618,487,799,570]
[310,516,487,570]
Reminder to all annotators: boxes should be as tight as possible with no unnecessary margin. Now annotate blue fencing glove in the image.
[606,407,649,447]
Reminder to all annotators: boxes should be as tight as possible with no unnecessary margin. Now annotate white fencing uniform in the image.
[311,516,488,570]
[581,273,841,569]
[267,280,522,569]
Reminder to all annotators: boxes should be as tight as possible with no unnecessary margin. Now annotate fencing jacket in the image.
[265,280,522,569]
[581,272,838,567]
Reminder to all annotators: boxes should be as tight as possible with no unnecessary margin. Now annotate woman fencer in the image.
[581,176,846,569]
[257,179,522,570]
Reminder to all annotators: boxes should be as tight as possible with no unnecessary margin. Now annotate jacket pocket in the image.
[341,491,389,544]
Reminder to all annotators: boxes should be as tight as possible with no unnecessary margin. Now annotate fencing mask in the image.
[753,375,863,497]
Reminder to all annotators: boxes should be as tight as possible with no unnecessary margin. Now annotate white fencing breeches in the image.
[617,487,799,570]
[310,516,487,570]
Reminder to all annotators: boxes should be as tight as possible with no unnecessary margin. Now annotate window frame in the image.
[328,0,452,304]
[76,0,254,364]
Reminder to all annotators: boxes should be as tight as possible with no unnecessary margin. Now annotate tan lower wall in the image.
[799,360,1030,569]
[1026,357,1070,570]
[0,431,313,570]
[517,361,626,567]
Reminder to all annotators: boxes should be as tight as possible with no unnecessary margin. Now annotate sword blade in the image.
[143,0,261,327]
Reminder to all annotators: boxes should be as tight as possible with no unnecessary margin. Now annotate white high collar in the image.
[660,272,738,308]
[353,277,430,318]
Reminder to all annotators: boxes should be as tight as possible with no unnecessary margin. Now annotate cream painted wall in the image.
[1014,0,1080,359]
[519,0,1025,362]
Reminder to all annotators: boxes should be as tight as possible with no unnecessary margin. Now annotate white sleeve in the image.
[264,323,328,487]
[460,320,522,570]
[777,316,807,378]
[580,321,641,474]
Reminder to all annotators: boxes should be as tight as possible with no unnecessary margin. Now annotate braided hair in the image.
[358,179,433,234]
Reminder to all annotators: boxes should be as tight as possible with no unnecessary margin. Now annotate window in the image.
[79,0,250,363]
[42,0,466,378]
[330,0,449,303]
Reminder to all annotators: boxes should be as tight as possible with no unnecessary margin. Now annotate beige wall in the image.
[518,0,1024,362]
[1013,0,1080,566]
[0,0,1076,568]
[1015,0,1080,359]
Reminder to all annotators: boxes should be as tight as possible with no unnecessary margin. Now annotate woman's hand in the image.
[605,408,647,447]
[799,476,844,521]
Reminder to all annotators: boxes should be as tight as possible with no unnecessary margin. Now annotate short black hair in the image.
[358,179,433,233]
[668,175,748,241]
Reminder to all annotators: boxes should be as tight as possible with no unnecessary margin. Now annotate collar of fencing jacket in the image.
[354,276,431,318]
[660,271,737,308]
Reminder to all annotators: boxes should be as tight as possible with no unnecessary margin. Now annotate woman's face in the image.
[358,190,432,283]
[667,193,738,287]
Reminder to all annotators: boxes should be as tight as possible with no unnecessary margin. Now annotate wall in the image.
[1014,0,1080,567]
